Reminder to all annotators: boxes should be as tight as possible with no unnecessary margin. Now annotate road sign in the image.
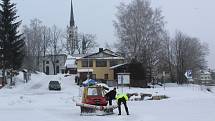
[184,70,192,79]
[117,73,130,84]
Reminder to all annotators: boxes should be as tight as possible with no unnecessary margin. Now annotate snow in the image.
[65,59,76,68]
[77,68,93,72]
[0,73,215,121]
[64,56,77,68]
[110,63,128,69]
[65,54,85,68]
[91,57,124,59]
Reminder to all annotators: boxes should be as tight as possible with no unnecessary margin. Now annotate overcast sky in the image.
[12,0,215,69]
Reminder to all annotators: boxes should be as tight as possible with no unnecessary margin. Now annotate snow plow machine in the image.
[76,85,118,116]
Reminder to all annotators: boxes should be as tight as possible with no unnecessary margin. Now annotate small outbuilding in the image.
[110,62,148,88]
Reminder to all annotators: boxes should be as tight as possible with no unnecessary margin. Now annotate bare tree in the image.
[23,19,69,74]
[48,25,64,75]
[22,19,44,71]
[80,33,98,54]
[114,0,209,84]
[114,0,165,82]
[105,41,113,50]
[41,26,52,72]
[172,31,209,84]
[158,31,176,82]
[64,31,98,54]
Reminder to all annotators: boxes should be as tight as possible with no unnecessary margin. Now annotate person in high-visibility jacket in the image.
[115,93,129,115]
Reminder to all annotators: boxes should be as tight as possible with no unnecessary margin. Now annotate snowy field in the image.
[0,73,215,121]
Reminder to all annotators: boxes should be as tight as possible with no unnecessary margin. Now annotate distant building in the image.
[64,54,85,74]
[76,48,125,83]
[197,70,213,85]
[110,62,148,87]
[210,69,215,80]
[39,54,67,75]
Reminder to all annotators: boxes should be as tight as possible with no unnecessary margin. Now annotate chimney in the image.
[99,48,103,52]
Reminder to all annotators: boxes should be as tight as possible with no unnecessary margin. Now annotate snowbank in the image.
[0,73,215,121]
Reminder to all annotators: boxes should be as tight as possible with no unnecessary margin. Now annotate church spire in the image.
[70,0,75,27]
[67,0,78,55]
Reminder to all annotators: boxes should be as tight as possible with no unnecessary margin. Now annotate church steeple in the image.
[70,0,75,27]
[67,0,78,55]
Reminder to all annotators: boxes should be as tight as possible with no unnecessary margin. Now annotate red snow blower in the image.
[76,85,117,116]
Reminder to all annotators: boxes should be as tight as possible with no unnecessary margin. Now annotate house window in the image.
[46,61,49,64]
[46,66,49,75]
[81,60,93,67]
[110,60,118,67]
[56,66,60,74]
[104,74,108,80]
[96,60,107,67]
[88,88,100,96]
[61,69,65,74]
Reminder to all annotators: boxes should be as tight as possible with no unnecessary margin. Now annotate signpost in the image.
[163,71,166,90]
[184,70,192,79]
[184,70,193,84]
[117,73,130,93]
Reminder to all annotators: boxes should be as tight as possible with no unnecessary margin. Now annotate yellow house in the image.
[76,48,125,82]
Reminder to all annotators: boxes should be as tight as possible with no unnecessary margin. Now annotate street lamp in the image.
[87,57,90,79]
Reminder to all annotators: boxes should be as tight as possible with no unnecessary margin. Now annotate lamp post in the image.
[87,58,90,79]
[163,71,166,90]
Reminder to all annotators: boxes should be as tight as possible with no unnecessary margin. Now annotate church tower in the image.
[67,0,78,55]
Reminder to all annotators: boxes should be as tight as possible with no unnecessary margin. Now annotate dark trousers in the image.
[109,99,113,105]
[117,97,129,115]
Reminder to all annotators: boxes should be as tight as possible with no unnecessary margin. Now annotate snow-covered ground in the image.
[0,73,215,121]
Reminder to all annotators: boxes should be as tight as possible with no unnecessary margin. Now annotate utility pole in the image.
[87,58,90,79]
[163,71,166,90]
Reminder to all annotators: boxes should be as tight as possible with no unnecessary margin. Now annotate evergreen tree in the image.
[0,0,25,70]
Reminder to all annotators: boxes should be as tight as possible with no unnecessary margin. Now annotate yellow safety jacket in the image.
[115,93,128,101]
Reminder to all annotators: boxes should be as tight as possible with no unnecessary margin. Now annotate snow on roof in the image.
[110,63,128,69]
[65,58,77,68]
[204,72,211,74]
[22,69,28,72]
[67,54,86,59]
[103,49,120,56]
[86,57,124,60]
[65,54,87,68]
[79,49,124,59]
[77,69,93,72]
[200,70,211,75]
